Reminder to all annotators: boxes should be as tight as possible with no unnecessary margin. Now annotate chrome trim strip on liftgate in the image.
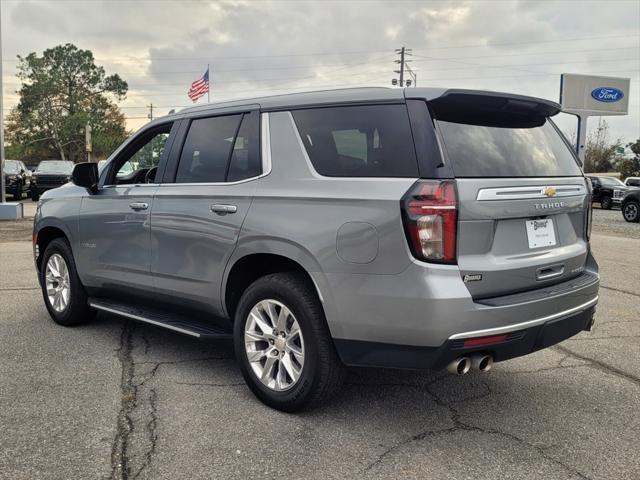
[476,184,586,201]
[448,296,598,340]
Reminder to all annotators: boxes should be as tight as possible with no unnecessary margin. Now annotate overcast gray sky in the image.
[2,0,639,142]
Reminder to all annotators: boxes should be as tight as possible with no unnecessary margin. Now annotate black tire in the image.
[12,183,22,201]
[601,196,612,210]
[39,238,95,327]
[622,201,640,223]
[233,272,345,412]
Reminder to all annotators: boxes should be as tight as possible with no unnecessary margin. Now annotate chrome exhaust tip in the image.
[471,354,493,373]
[447,357,471,375]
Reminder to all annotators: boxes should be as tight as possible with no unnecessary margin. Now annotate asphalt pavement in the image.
[0,208,639,479]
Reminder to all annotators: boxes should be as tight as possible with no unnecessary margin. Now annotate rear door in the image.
[429,92,589,299]
[150,110,261,316]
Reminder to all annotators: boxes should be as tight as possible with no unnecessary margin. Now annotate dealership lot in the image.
[1,205,638,479]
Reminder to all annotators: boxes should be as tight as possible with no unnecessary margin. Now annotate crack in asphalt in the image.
[109,322,136,480]
[133,389,158,479]
[552,344,640,387]
[175,381,245,387]
[600,285,640,298]
[0,286,39,291]
[364,375,593,480]
[569,335,640,341]
[108,328,233,480]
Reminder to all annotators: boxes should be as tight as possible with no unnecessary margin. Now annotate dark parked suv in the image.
[3,159,31,200]
[30,160,74,200]
[33,88,599,411]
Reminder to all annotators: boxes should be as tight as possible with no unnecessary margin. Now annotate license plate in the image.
[525,219,556,248]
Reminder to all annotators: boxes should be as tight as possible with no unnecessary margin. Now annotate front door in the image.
[76,122,177,299]
[150,111,262,316]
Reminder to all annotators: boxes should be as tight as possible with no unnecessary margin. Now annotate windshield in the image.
[4,160,20,174]
[436,118,582,178]
[599,177,625,187]
[37,161,74,173]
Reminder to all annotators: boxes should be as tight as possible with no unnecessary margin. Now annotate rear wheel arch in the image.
[224,253,322,321]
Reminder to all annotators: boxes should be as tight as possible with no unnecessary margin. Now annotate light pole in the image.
[0,0,5,204]
[0,1,23,218]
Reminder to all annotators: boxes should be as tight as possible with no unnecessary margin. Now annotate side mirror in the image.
[72,162,99,193]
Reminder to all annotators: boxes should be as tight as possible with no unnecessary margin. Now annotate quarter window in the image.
[291,105,419,178]
[227,112,261,182]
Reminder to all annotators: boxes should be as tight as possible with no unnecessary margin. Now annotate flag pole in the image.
[207,63,210,103]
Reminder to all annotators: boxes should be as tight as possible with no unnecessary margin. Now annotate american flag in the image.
[188,68,210,102]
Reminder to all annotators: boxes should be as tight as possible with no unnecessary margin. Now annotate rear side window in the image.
[435,119,581,178]
[291,105,418,177]
[176,114,241,183]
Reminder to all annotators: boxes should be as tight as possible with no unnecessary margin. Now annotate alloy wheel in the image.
[624,203,638,222]
[244,299,305,391]
[45,253,71,312]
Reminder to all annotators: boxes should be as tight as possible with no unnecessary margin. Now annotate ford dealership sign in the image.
[591,87,624,103]
[561,74,629,115]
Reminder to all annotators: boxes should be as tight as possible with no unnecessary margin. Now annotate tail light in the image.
[585,178,593,241]
[401,180,457,264]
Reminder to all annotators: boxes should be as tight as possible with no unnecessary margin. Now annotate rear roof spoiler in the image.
[426,89,561,128]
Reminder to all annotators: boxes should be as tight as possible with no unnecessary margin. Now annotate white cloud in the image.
[2,0,638,140]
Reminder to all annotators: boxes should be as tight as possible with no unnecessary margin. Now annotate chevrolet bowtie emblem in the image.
[543,187,557,197]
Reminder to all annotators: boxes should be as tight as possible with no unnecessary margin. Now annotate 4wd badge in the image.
[463,274,483,283]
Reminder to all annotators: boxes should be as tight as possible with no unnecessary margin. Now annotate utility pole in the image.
[148,103,154,122]
[0,0,5,204]
[392,46,413,87]
[85,124,92,162]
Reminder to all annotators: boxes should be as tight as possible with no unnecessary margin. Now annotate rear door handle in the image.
[129,202,149,211]
[211,204,238,214]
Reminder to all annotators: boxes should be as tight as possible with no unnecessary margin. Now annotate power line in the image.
[411,46,640,61]
[4,55,637,93]
[2,32,637,64]
[4,66,639,107]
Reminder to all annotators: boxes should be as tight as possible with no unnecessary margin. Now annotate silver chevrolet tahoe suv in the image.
[34,88,599,411]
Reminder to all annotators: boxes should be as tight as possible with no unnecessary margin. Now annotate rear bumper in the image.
[335,304,596,370]
[323,250,599,368]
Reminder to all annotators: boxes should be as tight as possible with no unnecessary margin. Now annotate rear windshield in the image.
[436,119,582,178]
[291,105,418,177]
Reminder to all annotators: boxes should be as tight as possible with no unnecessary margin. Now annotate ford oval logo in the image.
[591,87,624,103]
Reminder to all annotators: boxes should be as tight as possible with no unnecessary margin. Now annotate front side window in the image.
[108,123,173,185]
[291,105,419,177]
